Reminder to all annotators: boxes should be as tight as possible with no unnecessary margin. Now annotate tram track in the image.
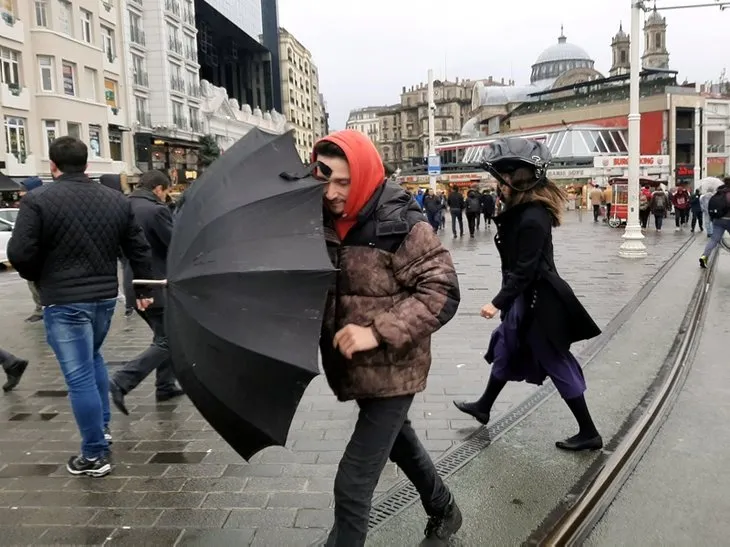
[524,241,722,546]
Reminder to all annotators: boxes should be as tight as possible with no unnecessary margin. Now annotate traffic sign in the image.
[427,155,441,176]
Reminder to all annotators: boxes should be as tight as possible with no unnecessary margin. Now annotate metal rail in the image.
[527,247,720,546]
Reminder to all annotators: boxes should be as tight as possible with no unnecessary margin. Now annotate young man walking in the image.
[314,130,462,547]
[8,137,153,477]
[109,170,183,415]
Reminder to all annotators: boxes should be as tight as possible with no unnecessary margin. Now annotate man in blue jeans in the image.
[8,137,153,477]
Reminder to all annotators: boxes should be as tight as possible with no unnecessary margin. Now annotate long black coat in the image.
[127,187,173,307]
[491,202,600,351]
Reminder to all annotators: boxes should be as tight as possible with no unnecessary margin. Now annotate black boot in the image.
[453,374,506,425]
[420,495,463,546]
[3,360,28,392]
[556,394,603,451]
[109,380,129,415]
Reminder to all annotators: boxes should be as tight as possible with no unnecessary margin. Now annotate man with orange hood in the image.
[314,130,462,546]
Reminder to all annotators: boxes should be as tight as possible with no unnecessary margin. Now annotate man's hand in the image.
[136,298,154,311]
[480,303,499,319]
[333,324,379,359]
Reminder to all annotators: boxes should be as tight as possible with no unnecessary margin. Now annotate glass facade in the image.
[203,0,262,40]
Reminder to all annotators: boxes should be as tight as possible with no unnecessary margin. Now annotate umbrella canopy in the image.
[0,172,21,192]
[165,128,335,461]
[698,177,724,195]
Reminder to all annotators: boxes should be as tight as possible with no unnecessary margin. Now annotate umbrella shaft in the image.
[133,279,168,286]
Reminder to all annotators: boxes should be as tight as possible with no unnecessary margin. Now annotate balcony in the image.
[0,10,25,43]
[0,83,30,111]
[165,0,181,17]
[103,50,121,74]
[168,38,183,56]
[107,105,125,126]
[190,118,202,133]
[185,47,198,64]
[170,77,186,93]
[173,115,188,130]
[133,71,149,88]
[188,83,201,98]
[130,27,146,47]
[136,112,152,127]
[183,9,196,26]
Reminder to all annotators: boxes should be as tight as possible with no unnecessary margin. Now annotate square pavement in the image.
[0,213,692,545]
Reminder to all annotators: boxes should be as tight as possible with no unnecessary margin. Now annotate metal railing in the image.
[168,38,183,55]
[188,83,201,97]
[185,47,198,62]
[190,119,202,133]
[183,9,195,25]
[170,77,186,92]
[165,0,181,16]
[173,115,188,129]
[133,71,149,87]
[136,112,152,127]
[130,27,145,46]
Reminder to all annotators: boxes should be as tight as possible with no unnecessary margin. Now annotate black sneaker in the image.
[420,496,463,546]
[67,454,112,477]
[104,427,113,445]
[699,255,708,269]
[3,360,28,392]
[156,387,185,402]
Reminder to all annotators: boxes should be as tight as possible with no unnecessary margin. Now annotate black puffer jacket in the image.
[8,173,153,305]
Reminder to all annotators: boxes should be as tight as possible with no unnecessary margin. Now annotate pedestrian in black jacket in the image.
[110,170,184,416]
[447,187,465,238]
[481,190,496,228]
[7,137,153,478]
[453,138,602,452]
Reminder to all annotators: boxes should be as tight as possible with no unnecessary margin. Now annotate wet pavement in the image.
[0,213,693,545]
[587,248,730,546]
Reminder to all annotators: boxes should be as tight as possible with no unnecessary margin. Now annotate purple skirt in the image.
[486,294,586,400]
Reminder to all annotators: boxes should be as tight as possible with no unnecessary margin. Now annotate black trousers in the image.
[466,212,478,236]
[675,208,690,227]
[450,209,463,236]
[691,211,704,231]
[325,395,450,547]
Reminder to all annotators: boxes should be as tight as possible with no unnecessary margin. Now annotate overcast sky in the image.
[277,0,728,130]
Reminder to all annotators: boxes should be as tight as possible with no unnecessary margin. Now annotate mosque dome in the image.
[530,28,595,84]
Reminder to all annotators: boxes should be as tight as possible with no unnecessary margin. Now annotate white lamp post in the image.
[619,1,648,258]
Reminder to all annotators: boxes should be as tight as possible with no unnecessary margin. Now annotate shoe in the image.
[453,401,490,425]
[156,387,185,402]
[699,256,708,269]
[67,454,112,477]
[104,427,113,444]
[420,495,463,546]
[24,314,42,323]
[555,434,603,452]
[124,308,134,318]
[3,360,28,392]
[109,381,129,415]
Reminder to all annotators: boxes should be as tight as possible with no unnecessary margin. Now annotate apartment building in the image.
[126,0,204,185]
[279,27,324,162]
[0,0,132,179]
[346,106,385,143]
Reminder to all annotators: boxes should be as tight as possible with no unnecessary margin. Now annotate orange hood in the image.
[313,129,385,240]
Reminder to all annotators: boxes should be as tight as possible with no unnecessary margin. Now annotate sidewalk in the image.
[366,235,709,546]
[586,249,730,546]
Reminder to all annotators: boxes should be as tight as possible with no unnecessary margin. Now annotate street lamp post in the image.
[619,1,648,258]
[427,69,438,192]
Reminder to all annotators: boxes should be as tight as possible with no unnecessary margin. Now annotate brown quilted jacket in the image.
[320,183,460,401]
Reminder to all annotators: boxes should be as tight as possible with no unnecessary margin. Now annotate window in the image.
[109,129,122,161]
[80,9,93,43]
[187,70,197,94]
[35,0,48,27]
[171,100,184,126]
[84,67,97,101]
[4,116,28,163]
[58,0,72,35]
[62,61,76,95]
[1,47,20,88]
[102,27,115,62]
[135,96,149,125]
[104,78,117,107]
[43,120,58,153]
[88,125,102,158]
[189,106,199,131]
[129,13,144,45]
[67,122,81,139]
[132,53,146,85]
[38,56,54,92]
[167,23,180,53]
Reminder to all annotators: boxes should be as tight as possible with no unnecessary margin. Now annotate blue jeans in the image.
[44,300,116,459]
[703,219,730,257]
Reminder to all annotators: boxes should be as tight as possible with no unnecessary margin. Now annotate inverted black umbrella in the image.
[143,128,335,461]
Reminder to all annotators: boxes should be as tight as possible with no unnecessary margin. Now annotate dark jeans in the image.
[654,212,664,230]
[483,211,493,226]
[606,203,612,219]
[112,307,177,395]
[702,219,730,257]
[691,211,704,231]
[593,204,600,222]
[325,395,451,547]
[450,209,463,236]
[426,211,440,233]
[44,299,116,459]
[0,347,22,370]
[639,208,650,228]
[675,208,690,227]
[466,212,478,236]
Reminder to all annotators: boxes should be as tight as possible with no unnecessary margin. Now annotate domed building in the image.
[462,28,603,138]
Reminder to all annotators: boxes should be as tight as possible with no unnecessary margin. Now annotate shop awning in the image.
[0,172,22,192]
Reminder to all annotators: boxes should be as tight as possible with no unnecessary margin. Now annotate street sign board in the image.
[427,155,441,176]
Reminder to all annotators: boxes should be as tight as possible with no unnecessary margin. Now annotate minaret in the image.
[642,6,669,69]
[609,23,630,77]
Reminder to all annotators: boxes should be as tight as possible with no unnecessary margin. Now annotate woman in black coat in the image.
[454,138,602,451]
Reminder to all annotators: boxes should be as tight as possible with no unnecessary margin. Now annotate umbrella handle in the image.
[133,279,168,287]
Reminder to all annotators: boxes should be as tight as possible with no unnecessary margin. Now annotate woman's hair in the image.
[504,166,567,227]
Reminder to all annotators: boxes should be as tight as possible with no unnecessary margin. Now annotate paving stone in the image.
[37,526,115,545]
[0,215,691,539]
[156,508,231,528]
[0,526,47,545]
[176,528,256,546]
[295,508,335,529]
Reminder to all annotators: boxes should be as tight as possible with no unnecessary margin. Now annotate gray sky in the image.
[277,0,728,130]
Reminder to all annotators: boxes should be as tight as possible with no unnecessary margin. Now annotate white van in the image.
[0,208,19,265]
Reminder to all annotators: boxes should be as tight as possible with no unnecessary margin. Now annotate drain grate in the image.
[367,235,695,532]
